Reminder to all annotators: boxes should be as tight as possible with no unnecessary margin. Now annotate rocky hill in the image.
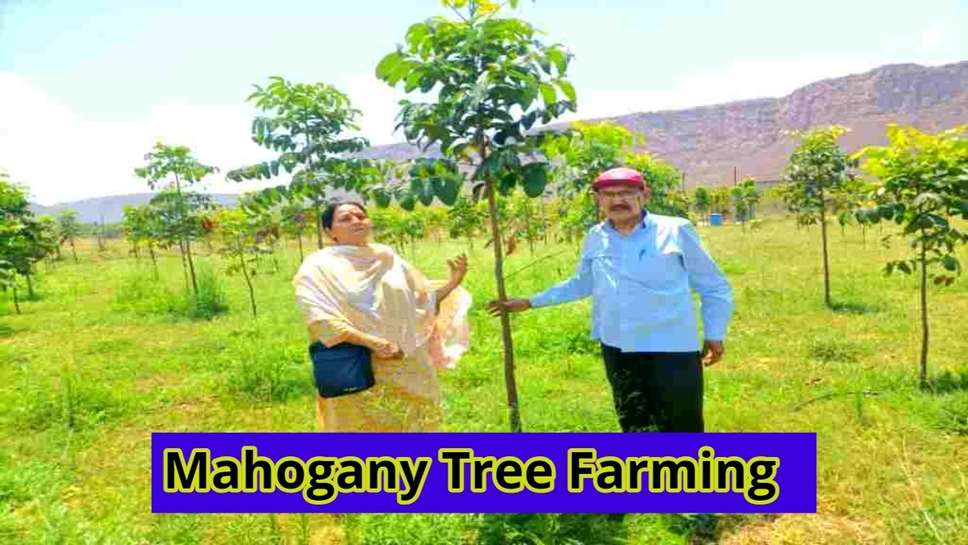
[33,61,968,218]
[30,193,240,224]
[360,61,968,187]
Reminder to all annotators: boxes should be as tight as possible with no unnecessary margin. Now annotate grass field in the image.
[0,217,966,544]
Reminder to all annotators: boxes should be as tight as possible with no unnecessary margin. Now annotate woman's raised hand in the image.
[447,254,468,286]
[372,338,405,359]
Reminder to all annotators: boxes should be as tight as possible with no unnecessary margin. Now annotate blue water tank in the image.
[709,213,723,226]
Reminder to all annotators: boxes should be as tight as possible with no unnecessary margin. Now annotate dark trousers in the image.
[601,344,704,432]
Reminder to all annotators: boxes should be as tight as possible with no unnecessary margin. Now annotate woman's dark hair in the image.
[321,201,368,230]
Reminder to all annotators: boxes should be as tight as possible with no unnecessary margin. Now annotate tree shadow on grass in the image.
[829,299,881,315]
[663,514,777,544]
[923,369,968,395]
[477,514,628,545]
[476,512,780,544]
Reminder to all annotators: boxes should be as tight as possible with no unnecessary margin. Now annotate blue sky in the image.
[1,0,965,204]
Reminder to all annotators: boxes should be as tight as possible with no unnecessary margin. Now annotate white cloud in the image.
[0,71,416,205]
[0,72,277,205]
[340,74,407,146]
[918,29,944,51]
[917,28,944,52]
[0,58,946,204]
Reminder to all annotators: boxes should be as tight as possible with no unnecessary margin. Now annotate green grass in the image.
[1,219,966,544]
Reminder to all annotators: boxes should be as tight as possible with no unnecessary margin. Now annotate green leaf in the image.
[376,52,403,81]
[556,80,576,104]
[539,83,556,108]
[417,181,434,206]
[478,153,504,181]
[389,60,417,87]
[405,23,429,48]
[405,70,423,93]
[409,175,435,206]
[435,176,461,206]
[942,254,959,272]
[521,111,538,131]
[912,192,942,208]
[521,162,548,197]
[399,193,416,211]
[956,199,968,218]
[372,188,391,208]
[547,48,567,74]
[538,55,551,75]
[498,172,518,196]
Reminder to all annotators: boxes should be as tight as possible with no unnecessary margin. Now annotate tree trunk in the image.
[819,187,832,308]
[919,235,929,389]
[185,239,199,296]
[540,205,548,245]
[316,211,324,249]
[304,120,324,252]
[25,272,34,299]
[296,234,304,262]
[525,201,535,256]
[96,220,106,252]
[172,172,194,293]
[239,242,257,318]
[485,177,522,433]
[148,244,159,280]
[179,240,191,292]
[70,237,78,263]
[270,240,280,273]
[12,285,20,314]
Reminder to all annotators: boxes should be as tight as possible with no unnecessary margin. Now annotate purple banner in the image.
[151,432,816,513]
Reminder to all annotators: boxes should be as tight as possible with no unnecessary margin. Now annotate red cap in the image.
[592,167,645,191]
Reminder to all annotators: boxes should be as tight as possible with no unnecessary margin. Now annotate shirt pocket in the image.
[627,247,684,291]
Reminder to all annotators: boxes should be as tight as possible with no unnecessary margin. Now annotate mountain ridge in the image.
[31,60,968,222]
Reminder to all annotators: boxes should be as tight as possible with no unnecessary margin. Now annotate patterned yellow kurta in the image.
[293,243,471,432]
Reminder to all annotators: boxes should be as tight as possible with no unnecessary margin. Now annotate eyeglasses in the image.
[597,190,641,201]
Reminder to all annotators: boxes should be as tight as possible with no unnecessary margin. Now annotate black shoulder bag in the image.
[308,342,375,398]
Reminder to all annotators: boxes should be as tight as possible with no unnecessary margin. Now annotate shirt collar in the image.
[604,209,650,234]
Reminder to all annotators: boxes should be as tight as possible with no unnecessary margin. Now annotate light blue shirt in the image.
[529,211,733,353]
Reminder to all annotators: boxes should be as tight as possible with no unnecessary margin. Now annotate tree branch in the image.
[789,389,883,412]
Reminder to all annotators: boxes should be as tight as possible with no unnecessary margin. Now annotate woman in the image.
[293,201,471,431]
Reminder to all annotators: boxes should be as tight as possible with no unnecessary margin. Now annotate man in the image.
[488,167,733,432]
